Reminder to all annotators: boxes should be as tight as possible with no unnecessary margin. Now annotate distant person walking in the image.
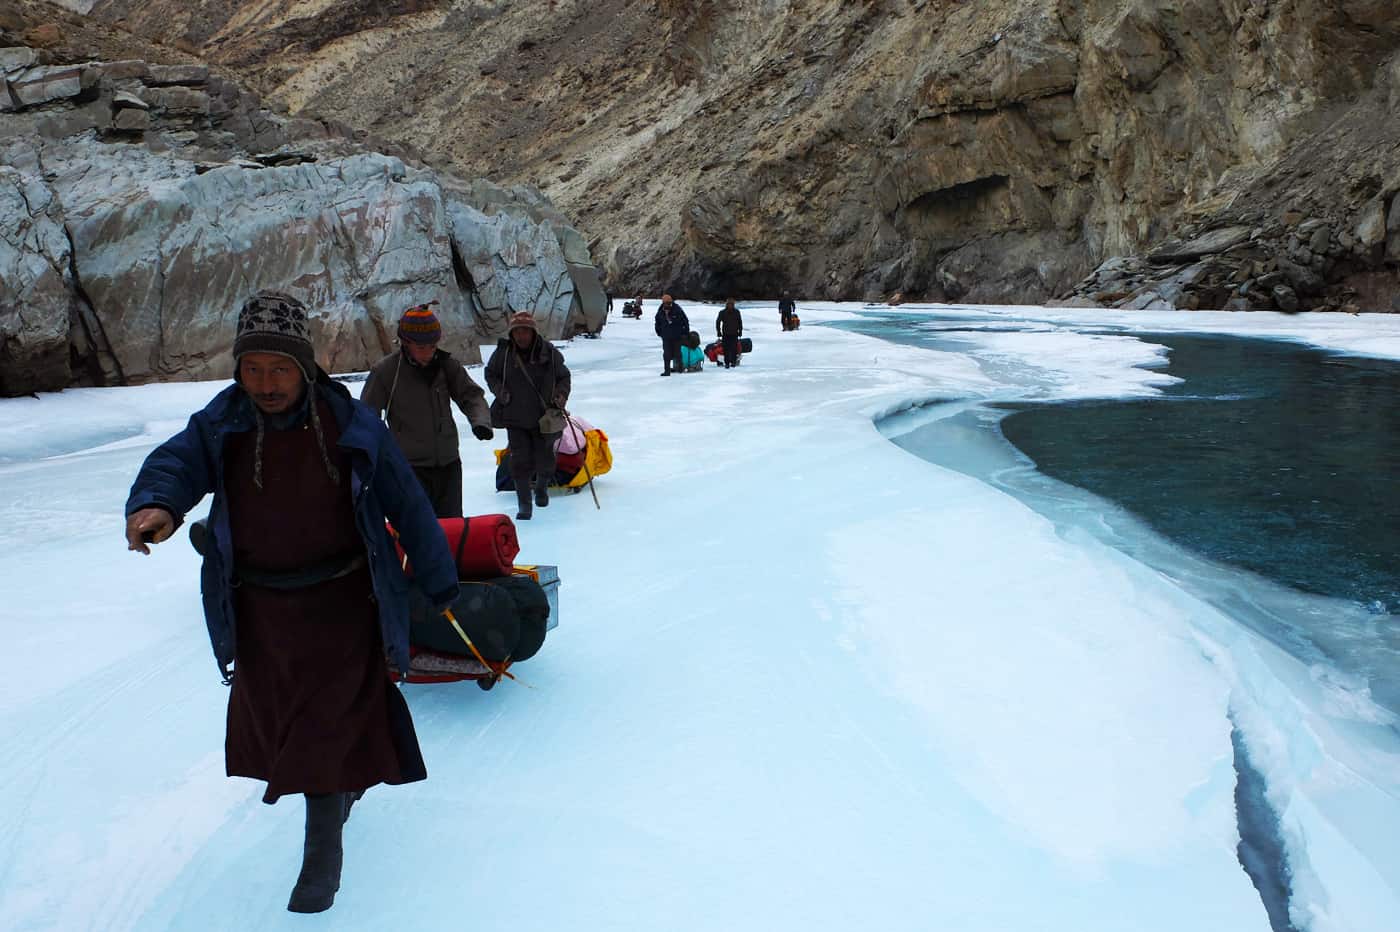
[778,294,796,331]
[124,290,459,915]
[360,303,494,518]
[716,298,743,369]
[484,311,572,520]
[654,293,690,376]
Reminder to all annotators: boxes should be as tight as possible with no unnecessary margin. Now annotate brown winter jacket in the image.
[484,335,571,431]
[360,349,490,467]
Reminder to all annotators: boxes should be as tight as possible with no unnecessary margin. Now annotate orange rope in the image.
[442,607,517,685]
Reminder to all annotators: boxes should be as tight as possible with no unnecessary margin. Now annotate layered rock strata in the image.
[55,0,1399,312]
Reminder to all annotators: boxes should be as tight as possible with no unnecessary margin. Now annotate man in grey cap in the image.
[124,290,459,914]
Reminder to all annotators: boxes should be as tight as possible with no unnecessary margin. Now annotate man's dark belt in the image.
[188,518,368,590]
[236,553,368,590]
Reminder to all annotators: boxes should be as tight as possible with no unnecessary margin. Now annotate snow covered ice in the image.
[2,302,1398,931]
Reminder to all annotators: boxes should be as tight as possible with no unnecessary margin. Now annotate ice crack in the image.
[1231,716,1302,932]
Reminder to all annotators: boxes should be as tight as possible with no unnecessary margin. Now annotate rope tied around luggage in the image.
[441,607,526,688]
[385,520,537,688]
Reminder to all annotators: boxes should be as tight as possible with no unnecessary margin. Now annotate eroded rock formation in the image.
[47,0,1398,313]
[1,7,606,396]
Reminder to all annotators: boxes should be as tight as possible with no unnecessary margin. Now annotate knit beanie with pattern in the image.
[398,303,443,345]
[233,290,317,381]
[231,290,338,491]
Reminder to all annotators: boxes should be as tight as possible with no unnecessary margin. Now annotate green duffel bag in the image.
[408,574,549,663]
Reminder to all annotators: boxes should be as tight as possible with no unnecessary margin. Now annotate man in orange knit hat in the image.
[362,302,493,517]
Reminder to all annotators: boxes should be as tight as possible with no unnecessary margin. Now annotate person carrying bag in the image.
[484,311,572,520]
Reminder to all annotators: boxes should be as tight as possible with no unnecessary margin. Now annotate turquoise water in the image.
[999,334,1400,614]
[839,314,1400,716]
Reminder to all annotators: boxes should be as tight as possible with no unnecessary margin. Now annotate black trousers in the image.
[721,334,740,366]
[411,460,462,518]
[661,338,682,371]
[506,427,558,490]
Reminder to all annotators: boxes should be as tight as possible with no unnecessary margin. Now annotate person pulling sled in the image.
[484,311,572,520]
[716,298,743,368]
[360,302,494,518]
[778,294,795,330]
[124,291,460,915]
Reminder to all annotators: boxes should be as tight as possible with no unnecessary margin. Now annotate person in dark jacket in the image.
[778,294,796,331]
[715,298,744,368]
[484,311,572,520]
[360,302,493,518]
[124,291,459,915]
[654,293,689,376]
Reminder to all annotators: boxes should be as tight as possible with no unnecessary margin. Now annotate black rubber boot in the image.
[515,487,533,520]
[534,481,549,508]
[287,793,345,914]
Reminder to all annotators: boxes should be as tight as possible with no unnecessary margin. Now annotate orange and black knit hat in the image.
[507,310,540,334]
[398,302,443,345]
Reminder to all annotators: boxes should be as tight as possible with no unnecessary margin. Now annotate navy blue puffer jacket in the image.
[125,375,459,681]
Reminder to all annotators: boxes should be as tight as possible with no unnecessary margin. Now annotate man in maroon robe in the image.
[125,291,460,913]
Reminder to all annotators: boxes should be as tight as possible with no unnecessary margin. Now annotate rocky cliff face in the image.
[17,0,1400,315]
[0,2,606,396]
[51,0,1398,312]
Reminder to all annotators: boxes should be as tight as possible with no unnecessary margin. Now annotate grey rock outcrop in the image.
[0,162,74,395]
[0,42,606,395]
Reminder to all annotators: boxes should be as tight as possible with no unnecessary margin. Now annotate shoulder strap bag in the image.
[513,345,567,434]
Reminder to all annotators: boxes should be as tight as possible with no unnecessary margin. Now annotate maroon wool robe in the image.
[222,398,426,803]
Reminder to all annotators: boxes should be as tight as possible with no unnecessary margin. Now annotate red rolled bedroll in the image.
[393,514,521,580]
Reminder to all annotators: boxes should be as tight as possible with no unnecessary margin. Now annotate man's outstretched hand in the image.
[472,425,494,441]
[126,508,174,554]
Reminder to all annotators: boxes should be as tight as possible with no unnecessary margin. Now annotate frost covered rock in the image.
[34,144,597,386]
[3,63,88,110]
[0,45,606,395]
[0,46,38,73]
[444,178,609,341]
[0,165,73,394]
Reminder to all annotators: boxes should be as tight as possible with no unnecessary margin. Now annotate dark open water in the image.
[999,334,1400,614]
[838,314,1400,716]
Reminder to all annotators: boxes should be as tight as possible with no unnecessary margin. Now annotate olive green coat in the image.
[361,350,490,467]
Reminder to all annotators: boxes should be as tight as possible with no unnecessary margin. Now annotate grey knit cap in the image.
[233,290,317,380]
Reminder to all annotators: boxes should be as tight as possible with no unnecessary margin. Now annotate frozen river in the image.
[2,301,1397,932]
[841,315,1400,717]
